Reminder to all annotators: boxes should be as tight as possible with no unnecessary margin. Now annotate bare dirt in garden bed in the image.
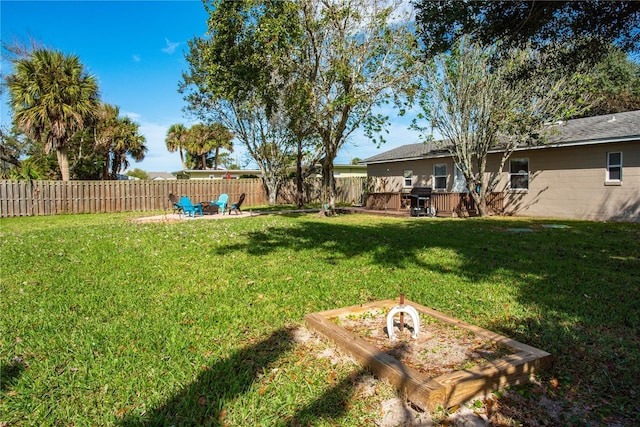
[332,308,512,378]
[298,320,592,426]
[317,309,599,427]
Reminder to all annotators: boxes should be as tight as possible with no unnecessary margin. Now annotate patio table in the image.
[200,202,219,215]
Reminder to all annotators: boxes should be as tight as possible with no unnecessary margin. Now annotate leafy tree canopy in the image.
[182,0,417,209]
[413,0,640,67]
[182,0,301,117]
[126,168,149,180]
[581,47,640,116]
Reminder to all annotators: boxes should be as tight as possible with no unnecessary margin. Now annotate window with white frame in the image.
[433,164,447,190]
[403,170,413,187]
[607,152,622,182]
[509,158,529,190]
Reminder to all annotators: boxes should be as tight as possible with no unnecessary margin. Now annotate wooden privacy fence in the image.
[278,177,367,205]
[0,179,267,217]
[0,177,368,217]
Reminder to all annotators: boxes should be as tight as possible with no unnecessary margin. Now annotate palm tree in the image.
[165,123,188,171]
[92,103,147,179]
[209,122,234,170]
[94,103,121,179]
[109,117,147,179]
[186,123,216,170]
[6,49,99,181]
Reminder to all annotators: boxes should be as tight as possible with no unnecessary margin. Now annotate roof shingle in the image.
[363,110,640,164]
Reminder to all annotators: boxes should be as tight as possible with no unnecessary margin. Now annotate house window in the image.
[433,164,447,190]
[607,152,622,182]
[403,170,413,187]
[509,158,529,190]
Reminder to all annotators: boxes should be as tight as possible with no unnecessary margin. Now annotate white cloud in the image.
[133,121,179,172]
[161,38,180,54]
[132,54,141,62]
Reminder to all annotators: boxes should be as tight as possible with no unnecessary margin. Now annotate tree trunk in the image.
[477,197,489,216]
[179,149,186,171]
[57,147,71,181]
[101,152,110,180]
[296,139,304,208]
[261,172,281,205]
[473,154,490,217]
[469,185,490,217]
[266,179,279,205]
[321,156,336,215]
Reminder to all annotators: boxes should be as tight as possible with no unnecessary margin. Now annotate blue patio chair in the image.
[213,193,229,214]
[178,196,203,218]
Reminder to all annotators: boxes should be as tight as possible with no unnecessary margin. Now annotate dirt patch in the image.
[332,308,513,379]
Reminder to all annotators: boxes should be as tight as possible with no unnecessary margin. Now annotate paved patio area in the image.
[132,211,253,223]
[132,207,417,224]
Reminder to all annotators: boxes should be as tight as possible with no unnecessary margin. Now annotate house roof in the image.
[546,109,640,144]
[363,110,640,164]
[148,172,177,180]
[363,142,446,164]
[170,164,366,176]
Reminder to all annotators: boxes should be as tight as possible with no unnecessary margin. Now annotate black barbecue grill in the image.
[409,187,434,217]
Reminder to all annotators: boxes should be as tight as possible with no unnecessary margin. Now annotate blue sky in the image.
[1,0,421,173]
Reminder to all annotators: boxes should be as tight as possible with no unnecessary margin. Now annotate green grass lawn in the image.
[1,212,638,426]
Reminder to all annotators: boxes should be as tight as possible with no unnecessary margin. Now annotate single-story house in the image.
[172,164,367,180]
[328,164,369,178]
[147,172,177,181]
[176,168,263,180]
[363,110,640,222]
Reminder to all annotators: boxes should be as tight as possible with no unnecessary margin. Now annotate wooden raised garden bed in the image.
[304,299,552,412]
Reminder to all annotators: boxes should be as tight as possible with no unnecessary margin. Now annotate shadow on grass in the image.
[1,358,26,392]
[286,370,361,426]
[118,327,296,426]
[214,216,640,422]
[287,340,417,426]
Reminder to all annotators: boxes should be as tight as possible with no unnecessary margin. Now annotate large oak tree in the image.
[182,0,417,211]
[181,0,305,202]
[296,0,418,212]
